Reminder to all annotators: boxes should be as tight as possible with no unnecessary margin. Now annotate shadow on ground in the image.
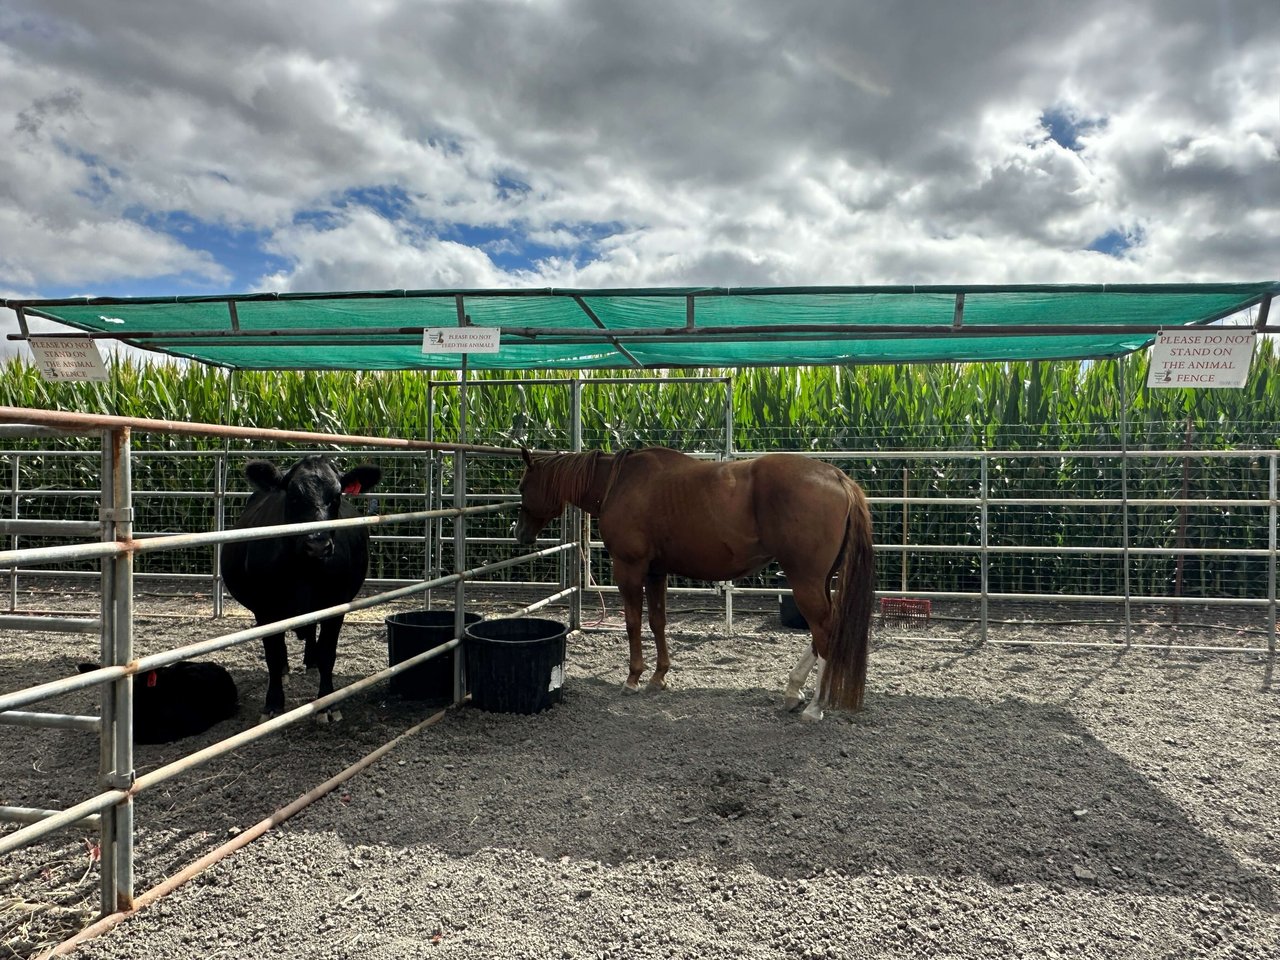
[309,675,1277,909]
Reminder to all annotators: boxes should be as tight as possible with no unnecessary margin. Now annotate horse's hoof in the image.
[783,695,806,712]
[800,707,824,723]
[259,711,278,723]
[621,681,642,694]
[646,678,667,692]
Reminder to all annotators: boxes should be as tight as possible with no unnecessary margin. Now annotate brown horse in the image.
[513,447,875,719]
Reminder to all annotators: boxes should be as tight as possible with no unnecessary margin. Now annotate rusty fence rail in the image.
[0,406,578,920]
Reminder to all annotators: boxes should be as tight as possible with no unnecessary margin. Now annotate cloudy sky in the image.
[1,0,1277,327]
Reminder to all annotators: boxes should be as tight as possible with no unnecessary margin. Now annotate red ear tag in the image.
[342,482,362,495]
[146,670,158,688]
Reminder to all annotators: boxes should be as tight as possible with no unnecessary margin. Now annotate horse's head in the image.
[513,447,562,546]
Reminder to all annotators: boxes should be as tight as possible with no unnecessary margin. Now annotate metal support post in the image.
[1120,357,1132,643]
[424,379,436,611]
[214,370,235,617]
[212,450,226,618]
[1269,455,1277,658]
[452,316,469,704]
[570,377,584,631]
[902,466,909,594]
[8,454,18,611]
[99,427,135,914]
[980,454,989,644]
[724,375,735,458]
[723,376,734,636]
[97,432,117,915]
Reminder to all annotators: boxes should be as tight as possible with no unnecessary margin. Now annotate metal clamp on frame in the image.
[102,768,136,790]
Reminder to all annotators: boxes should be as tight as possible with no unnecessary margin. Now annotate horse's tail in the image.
[820,481,875,711]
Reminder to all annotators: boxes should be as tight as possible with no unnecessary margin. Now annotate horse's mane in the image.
[535,450,604,504]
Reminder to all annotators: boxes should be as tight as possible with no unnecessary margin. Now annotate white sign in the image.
[1147,330,1255,389]
[422,327,501,354]
[28,337,110,382]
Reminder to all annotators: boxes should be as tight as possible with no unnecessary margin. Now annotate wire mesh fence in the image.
[2,373,1278,623]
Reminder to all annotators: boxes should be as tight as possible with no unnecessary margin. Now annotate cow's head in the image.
[245,456,381,560]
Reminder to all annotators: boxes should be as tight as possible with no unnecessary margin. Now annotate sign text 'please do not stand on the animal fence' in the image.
[1146,329,1255,389]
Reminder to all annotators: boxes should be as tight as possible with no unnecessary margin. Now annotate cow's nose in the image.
[304,533,334,559]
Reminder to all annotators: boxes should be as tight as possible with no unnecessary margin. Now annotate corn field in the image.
[3,344,1280,602]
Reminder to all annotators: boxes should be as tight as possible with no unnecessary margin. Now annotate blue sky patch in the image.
[1040,107,1105,152]
[1087,228,1140,257]
[335,184,414,219]
[126,209,287,293]
[442,219,627,272]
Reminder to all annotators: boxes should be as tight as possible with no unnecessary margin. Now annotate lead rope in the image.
[578,449,630,628]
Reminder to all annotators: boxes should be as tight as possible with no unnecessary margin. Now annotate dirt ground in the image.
[2,585,1279,960]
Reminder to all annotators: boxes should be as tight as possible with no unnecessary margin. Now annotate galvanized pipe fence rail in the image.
[2,398,1279,925]
[527,444,1280,653]
[0,405,579,921]
[418,374,1279,652]
[4,442,1278,649]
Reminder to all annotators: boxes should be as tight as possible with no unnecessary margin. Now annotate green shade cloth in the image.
[6,284,1276,370]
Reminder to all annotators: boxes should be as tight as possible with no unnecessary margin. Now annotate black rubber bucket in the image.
[463,617,568,714]
[779,591,808,629]
[386,610,481,705]
[778,577,837,630]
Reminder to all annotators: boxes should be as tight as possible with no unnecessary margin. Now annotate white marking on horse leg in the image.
[784,647,817,711]
[801,657,827,722]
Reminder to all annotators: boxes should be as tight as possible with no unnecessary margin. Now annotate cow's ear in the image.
[520,446,534,468]
[341,464,381,495]
[245,460,283,493]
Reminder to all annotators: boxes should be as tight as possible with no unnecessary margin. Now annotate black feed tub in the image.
[463,617,568,715]
[385,610,482,706]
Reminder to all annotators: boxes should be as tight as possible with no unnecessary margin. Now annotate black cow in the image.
[220,456,381,722]
[78,660,239,744]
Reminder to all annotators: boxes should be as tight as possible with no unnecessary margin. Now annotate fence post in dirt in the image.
[980,453,989,645]
[1173,415,1194,625]
[98,425,137,914]
[1270,455,1277,657]
[212,450,226,618]
[7,453,18,612]
[426,378,438,611]
[1120,357,1132,645]
[214,369,236,618]
[902,465,909,594]
[723,376,735,636]
[569,377,584,632]
[452,316,469,706]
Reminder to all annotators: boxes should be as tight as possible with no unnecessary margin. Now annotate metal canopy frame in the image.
[4,283,1277,371]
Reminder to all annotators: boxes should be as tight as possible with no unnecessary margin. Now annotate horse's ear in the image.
[520,446,534,468]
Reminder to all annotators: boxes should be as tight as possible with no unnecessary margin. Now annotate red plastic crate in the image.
[879,597,932,623]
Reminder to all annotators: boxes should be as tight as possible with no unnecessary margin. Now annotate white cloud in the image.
[0,0,1275,312]
[255,207,523,291]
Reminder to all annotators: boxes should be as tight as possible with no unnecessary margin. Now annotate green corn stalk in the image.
[6,347,1280,597]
